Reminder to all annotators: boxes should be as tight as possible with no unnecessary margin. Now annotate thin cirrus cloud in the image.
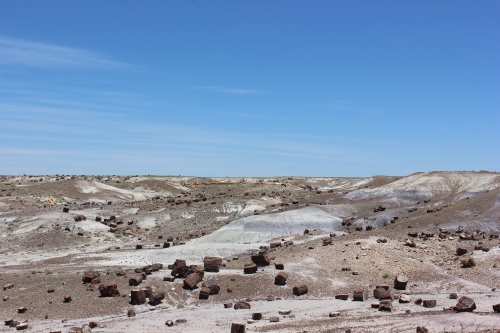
[197,86,265,94]
[0,36,127,69]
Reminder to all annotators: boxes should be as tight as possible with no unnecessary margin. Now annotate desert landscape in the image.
[0,171,499,332]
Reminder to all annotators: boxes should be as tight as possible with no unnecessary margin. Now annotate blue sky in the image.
[0,1,498,176]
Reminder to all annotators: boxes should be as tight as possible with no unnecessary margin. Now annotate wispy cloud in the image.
[0,36,127,69]
[197,86,265,94]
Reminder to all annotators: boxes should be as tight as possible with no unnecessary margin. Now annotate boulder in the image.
[252,312,262,320]
[449,293,458,299]
[353,290,364,301]
[82,270,100,284]
[251,253,270,266]
[274,263,284,270]
[274,272,288,285]
[183,271,204,289]
[231,323,246,333]
[244,264,258,274]
[199,287,210,300]
[422,300,436,308]
[456,248,467,256]
[293,285,308,296]
[335,294,349,300]
[203,257,222,272]
[129,275,144,286]
[322,238,333,246]
[493,304,500,313]
[461,258,476,268]
[234,301,251,310]
[98,282,120,297]
[379,300,392,311]
[454,296,476,312]
[394,275,408,290]
[373,287,391,300]
[149,292,165,304]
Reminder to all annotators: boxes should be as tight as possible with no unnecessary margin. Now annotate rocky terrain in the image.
[0,171,499,333]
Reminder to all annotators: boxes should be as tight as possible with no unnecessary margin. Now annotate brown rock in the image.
[461,257,476,268]
[149,292,165,304]
[183,271,204,289]
[203,257,222,272]
[165,320,174,327]
[63,295,72,302]
[456,247,467,256]
[252,312,262,320]
[293,285,308,296]
[274,272,288,285]
[373,288,391,300]
[199,287,210,300]
[422,300,436,308]
[127,308,136,317]
[89,322,98,329]
[335,294,349,300]
[274,263,284,270]
[47,288,55,293]
[224,302,233,308]
[99,282,120,297]
[416,327,428,333]
[244,263,258,274]
[231,323,246,333]
[449,293,458,299]
[394,275,408,290]
[129,275,144,286]
[379,300,392,311]
[82,270,100,284]
[251,253,270,266]
[353,290,364,301]
[18,307,27,313]
[270,242,282,248]
[454,296,476,312]
[492,303,500,312]
[130,289,146,305]
[234,301,251,310]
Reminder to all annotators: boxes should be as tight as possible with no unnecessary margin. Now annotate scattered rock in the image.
[231,323,246,333]
[293,285,308,296]
[454,296,476,312]
[394,275,408,290]
[234,301,251,310]
[274,272,288,285]
[422,300,436,308]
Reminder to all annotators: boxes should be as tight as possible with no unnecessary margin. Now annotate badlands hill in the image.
[0,171,499,332]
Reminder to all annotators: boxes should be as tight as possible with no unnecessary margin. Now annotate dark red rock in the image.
[274,272,288,285]
[98,282,120,297]
[454,296,476,312]
[293,285,308,296]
